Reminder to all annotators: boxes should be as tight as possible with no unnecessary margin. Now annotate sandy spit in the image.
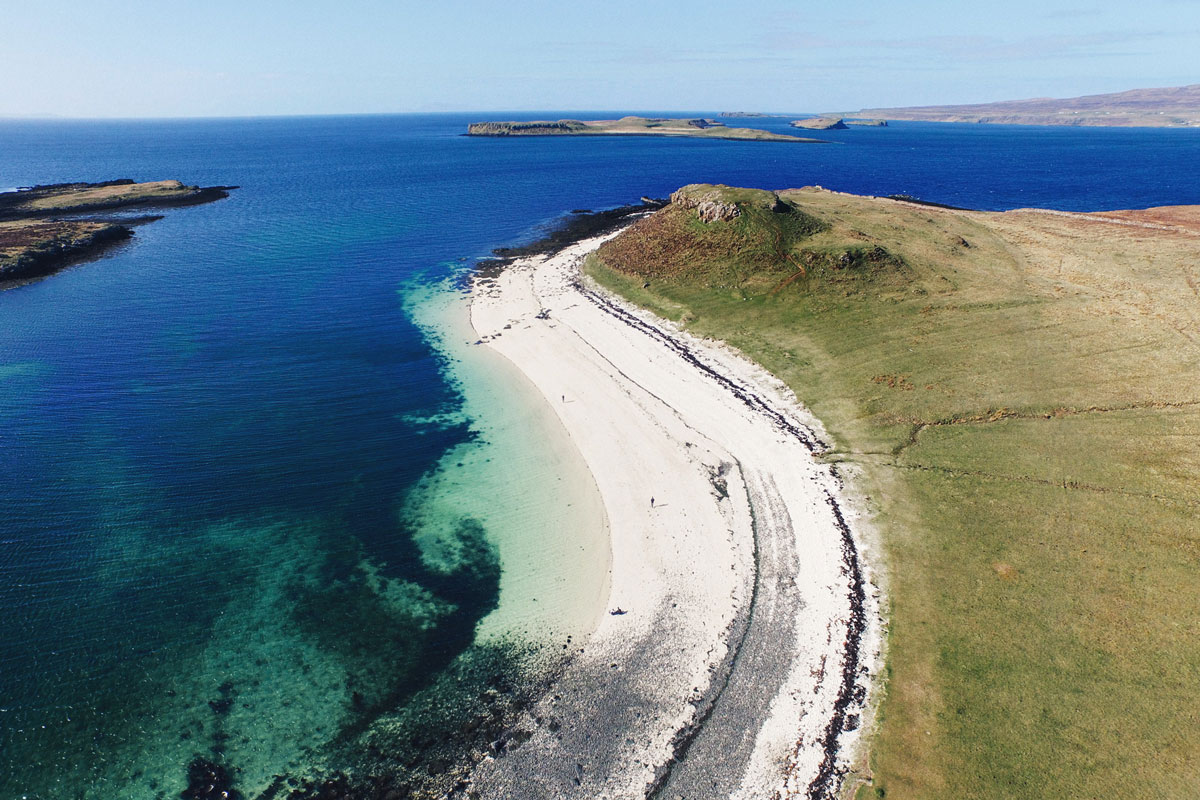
[465,231,883,799]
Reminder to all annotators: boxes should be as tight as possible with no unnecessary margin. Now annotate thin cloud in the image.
[889,30,1166,59]
[759,29,1168,62]
[1041,6,1105,20]
[758,31,841,50]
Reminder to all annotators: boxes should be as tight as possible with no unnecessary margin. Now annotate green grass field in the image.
[585,185,1200,799]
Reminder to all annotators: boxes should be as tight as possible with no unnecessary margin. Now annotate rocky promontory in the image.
[0,179,234,287]
[0,179,233,220]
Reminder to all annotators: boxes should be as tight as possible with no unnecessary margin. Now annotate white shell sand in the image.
[467,232,882,799]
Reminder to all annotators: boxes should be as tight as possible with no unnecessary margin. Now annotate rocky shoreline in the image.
[0,221,135,285]
[0,179,234,287]
[474,199,667,276]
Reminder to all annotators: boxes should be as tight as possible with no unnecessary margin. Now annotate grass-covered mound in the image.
[587,184,1200,799]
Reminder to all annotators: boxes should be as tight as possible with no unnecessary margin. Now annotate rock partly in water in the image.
[181,759,241,800]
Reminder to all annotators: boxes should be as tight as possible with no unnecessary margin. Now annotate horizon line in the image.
[0,109,829,123]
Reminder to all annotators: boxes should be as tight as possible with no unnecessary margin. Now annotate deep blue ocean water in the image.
[1,113,1198,798]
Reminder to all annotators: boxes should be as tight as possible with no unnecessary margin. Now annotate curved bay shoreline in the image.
[465,231,882,799]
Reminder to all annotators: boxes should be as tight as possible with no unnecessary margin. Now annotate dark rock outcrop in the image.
[670,187,744,223]
[181,759,241,800]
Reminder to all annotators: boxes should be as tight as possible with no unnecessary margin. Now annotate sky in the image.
[2,0,1198,118]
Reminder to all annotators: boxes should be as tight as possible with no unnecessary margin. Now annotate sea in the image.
[2,113,1198,799]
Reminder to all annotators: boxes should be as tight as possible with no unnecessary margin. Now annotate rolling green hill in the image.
[586,184,1200,799]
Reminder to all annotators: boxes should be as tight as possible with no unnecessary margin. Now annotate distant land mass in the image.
[855,84,1200,127]
[466,116,822,142]
[792,117,888,130]
[792,116,848,130]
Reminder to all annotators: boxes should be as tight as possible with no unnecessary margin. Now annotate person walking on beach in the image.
[650,496,655,507]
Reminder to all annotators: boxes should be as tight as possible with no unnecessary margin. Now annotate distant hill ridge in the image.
[856,84,1200,127]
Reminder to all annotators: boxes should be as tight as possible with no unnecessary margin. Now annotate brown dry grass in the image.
[0,219,108,257]
[22,180,189,211]
[1089,205,1200,232]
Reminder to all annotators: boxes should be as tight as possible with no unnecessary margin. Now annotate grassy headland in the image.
[466,116,822,142]
[0,179,230,219]
[585,184,1200,799]
[0,179,232,286]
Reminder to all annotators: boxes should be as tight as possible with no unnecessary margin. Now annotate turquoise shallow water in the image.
[403,281,608,646]
[1,114,1199,798]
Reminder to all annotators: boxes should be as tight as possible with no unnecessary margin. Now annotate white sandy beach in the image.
[466,231,882,799]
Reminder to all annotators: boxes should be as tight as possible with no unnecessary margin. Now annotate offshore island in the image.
[459,184,1200,799]
[466,115,823,142]
[0,179,233,287]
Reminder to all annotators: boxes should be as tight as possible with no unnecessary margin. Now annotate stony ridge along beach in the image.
[466,231,883,799]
